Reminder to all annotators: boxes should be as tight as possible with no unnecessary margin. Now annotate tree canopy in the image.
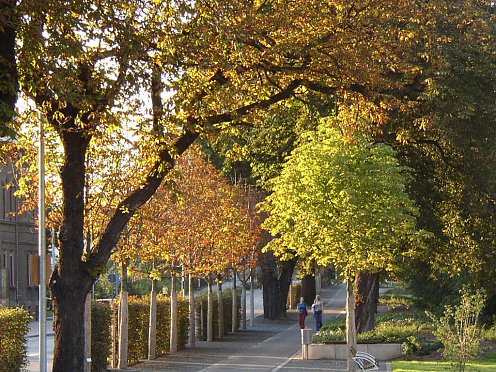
[261,118,430,282]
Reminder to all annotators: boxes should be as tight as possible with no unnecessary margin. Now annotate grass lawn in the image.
[393,353,496,371]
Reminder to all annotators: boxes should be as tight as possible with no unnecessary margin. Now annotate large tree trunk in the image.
[354,271,380,334]
[50,125,94,372]
[301,274,316,305]
[261,251,296,320]
[0,0,18,127]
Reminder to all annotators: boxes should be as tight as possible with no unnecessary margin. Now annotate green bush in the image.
[91,301,113,372]
[484,324,496,342]
[313,309,440,356]
[0,307,32,372]
[196,289,241,341]
[428,288,486,372]
[379,294,415,308]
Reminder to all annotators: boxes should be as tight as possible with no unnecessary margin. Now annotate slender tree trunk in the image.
[346,281,357,372]
[170,275,178,353]
[232,269,237,333]
[118,263,128,369]
[84,292,92,372]
[217,280,224,338]
[354,271,380,333]
[188,274,195,347]
[181,265,186,297]
[148,279,157,360]
[207,276,214,341]
[249,269,255,327]
[241,271,247,330]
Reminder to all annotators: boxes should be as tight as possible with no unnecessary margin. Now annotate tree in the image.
[10,1,490,370]
[261,118,428,371]
[0,0,17,133]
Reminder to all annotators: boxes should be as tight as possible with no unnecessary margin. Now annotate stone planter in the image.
[308,343,403,360]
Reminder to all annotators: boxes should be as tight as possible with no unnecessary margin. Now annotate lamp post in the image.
[38,112,47,372]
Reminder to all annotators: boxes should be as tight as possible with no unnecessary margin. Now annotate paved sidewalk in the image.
[111,285,392,371]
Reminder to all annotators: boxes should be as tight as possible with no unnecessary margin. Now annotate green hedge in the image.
[91,301,113,372]
[112,295,189,366]
[0,307,32,372]
[196,289,241,341]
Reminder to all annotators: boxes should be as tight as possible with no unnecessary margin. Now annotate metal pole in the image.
[38,112,47,372]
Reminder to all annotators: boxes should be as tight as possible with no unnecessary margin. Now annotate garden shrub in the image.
[0,307,32,372]
[196,289,241,341]
[484,324,496,342]
[91,301,112,372]
[428,288,486,372]
[313,309,440,356]
[379,294,414,308]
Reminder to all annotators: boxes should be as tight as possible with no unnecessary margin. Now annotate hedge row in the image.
[196,289,241,341]
[111,295,189,366]
[0,307,32,372]
[91,301,113,372]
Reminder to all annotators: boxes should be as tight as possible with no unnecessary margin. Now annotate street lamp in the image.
[38,112,47,372]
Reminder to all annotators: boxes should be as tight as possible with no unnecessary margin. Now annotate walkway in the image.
[111,285,392,371]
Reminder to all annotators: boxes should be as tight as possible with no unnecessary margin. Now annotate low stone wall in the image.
[308,343,403,360]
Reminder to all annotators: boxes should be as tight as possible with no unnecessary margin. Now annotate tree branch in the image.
[86,129,199,272]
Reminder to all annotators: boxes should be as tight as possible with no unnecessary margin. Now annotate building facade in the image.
[0,162,39,313]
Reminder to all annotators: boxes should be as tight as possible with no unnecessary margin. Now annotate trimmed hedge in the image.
[111,294,189,366]
[0,307,32,372]
[196,289,241,341]
[91,301,113,372]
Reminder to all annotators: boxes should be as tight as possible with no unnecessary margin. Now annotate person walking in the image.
[296,297,307,329]
[311,294,323,331]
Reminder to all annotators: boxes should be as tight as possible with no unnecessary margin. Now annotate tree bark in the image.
[241,271,247,330]
[354,271,380,334]
[118,263,128,369]
[207,276,213,342]
[231,269,237,333]
[188,274,195,347]
[170,275,178,353]
[261,251,296,319]
[301,274,316,305]
[148,279,157,360]
[346,281,357,372]
[217,280,224,338]
[249,269,255,327]
[0,0,18,128]
[50,123,94,372]
[84,292,91,372]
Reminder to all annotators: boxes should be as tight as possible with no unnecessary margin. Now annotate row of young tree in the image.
[1,1,495,371]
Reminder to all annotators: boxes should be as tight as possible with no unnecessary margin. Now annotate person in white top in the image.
[311,294,323,331]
